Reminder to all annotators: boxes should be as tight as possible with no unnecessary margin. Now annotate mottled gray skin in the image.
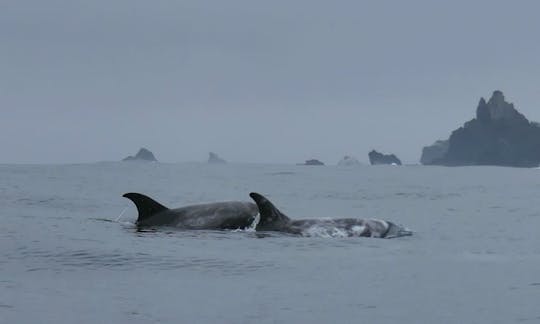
[249,192,411,238]
[123,193,258,230]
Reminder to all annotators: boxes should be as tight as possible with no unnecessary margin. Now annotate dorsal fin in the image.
[249,192,290,231]
[122,192,168,223]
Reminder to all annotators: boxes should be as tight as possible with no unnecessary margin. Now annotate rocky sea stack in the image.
[208,152,226,164]
[337,155,361,166]
[368,150,402,165]
[421,91,540,167]
[123,148,157,162]
[299,159,325,166]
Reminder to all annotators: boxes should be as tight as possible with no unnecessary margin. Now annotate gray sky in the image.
[1,0,540,164]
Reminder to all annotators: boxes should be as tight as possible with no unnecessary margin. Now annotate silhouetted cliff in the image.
[421,91,540,167]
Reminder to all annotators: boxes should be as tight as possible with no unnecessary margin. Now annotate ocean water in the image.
[1,162,540,324]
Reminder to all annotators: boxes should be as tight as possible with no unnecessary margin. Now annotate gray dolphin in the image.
[123,192,258,229]
[249,192,412,238]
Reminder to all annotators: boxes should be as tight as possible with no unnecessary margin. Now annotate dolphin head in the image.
[249,192,291,231]
[383,221,413,238]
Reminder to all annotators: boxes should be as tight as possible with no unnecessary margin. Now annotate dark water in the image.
[1,163,540,323]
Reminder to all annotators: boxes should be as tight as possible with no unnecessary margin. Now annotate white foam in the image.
[231,213,259,233]
[301,225,349,238]
[350,225,367,236]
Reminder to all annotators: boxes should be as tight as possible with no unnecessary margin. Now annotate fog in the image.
[1,0,540,164]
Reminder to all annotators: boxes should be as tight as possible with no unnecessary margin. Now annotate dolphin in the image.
[123,192,258,229]
[249,192,412,238]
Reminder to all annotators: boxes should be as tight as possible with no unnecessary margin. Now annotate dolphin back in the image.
[122,192,169,223]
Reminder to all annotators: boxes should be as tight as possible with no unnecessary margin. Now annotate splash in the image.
[231,214,259,233]
[301,225,351,238]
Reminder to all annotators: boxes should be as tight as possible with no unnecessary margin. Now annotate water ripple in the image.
[8,247,276,276]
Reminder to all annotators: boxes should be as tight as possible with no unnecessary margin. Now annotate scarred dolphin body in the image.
[249,192,412,238]
[123,193,258,229]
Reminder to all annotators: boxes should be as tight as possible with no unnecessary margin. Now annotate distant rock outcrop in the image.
[123,148,157,162]
[421,91,540,167]
[208,152,226,164]
[337,155,361,166]
[299,159,325,166]
[368,150,402,165]
[420,140,449,165]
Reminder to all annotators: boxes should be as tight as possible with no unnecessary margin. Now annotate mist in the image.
[1,0,540,164]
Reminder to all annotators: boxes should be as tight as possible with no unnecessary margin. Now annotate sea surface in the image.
[1,162,540,324]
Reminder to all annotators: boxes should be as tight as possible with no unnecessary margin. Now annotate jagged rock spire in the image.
[476,97,490,122]
[421,90,540,167]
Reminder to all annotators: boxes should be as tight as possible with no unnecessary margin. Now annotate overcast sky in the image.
[1,0,539,164]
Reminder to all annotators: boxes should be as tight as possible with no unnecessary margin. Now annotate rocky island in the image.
[421,90,540,167]
[122,148,157,162]
[368,150,402,165]
[208,152,227,164]
[298,159,325,166]
[337,155,361,166]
